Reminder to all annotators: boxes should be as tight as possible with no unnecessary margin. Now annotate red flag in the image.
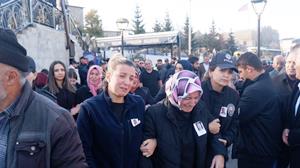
[238,3,249,12]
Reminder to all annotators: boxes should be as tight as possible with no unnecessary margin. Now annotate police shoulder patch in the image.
[227,103,235,117]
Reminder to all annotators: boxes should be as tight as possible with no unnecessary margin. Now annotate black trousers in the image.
[238,156,277,168]
[290,149,300,168]
[277,144,290,168]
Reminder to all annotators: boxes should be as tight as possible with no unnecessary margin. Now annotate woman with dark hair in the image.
[141,70,226,168]
[68,68,81,89]
[44,60,77,112]
[76,65,103,104]
[77,54,156,168]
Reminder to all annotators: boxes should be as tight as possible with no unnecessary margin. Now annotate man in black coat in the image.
[236,52,282,168]
[282,44,300,168]
[273,52,298,168]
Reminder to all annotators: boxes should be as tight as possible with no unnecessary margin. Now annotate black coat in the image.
[201,80,239,147]
[273,73,298,126]
[141,100,227,168]
[237,72,282,159]
[76,85,102,104]
[132,87,155,105]
[287,82,300,168]
[43,86,76,111]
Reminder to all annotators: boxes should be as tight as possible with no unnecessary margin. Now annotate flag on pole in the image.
[238,3,249,12]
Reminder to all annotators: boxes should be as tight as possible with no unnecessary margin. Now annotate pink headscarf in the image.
[87,65,103,96]
[165,70,203,109]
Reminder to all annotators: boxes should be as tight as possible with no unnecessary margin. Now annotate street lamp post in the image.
[188,0,192,56]
[116,18,129,56]
[251,0,267,58]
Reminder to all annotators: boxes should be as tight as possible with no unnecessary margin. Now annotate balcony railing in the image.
[0,0,31,31]
[0,0,86,50]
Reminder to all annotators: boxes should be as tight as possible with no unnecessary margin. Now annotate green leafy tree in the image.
[153,20,162,32]
[84,9,103,37]
[132,5,145,34]
[200,21,225,51]
[181,16,198,55]
[163,12,173,31]
[226,31,238,54]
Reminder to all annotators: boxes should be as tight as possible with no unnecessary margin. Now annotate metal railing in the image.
[0,0,86,50]
[31,0,63,29]
[0,0,31,31]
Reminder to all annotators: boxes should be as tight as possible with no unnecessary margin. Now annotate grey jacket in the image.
[6,82,87,168]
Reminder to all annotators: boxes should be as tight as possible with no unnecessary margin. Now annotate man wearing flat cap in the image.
[0,28,87,168]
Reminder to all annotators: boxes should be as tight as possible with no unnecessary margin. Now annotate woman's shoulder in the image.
[146,101,166,115]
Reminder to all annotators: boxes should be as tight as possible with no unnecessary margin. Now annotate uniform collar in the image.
[206,79,226,94]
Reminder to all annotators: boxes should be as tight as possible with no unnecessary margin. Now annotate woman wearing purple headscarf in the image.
[141,70,226,168]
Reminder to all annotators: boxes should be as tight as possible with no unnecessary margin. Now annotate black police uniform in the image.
[201,80,239,165]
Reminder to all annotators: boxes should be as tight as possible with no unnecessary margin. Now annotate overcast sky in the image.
[69,0,300,39]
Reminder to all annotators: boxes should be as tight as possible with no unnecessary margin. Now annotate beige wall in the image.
[234,30,256,47]
[68,5,84,28]
[17,24,83,71]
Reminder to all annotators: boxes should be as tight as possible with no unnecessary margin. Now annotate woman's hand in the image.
[210,155,224,168]
[140,139,157,157]
[70,104,81,116]
[209,119,221,134]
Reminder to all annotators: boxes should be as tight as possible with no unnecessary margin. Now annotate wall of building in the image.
[68,5,84,28]
[17,24,83,71]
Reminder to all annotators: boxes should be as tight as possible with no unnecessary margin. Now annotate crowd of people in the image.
[0,28,300,168]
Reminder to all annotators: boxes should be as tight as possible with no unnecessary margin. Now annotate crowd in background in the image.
[1,28,300,168]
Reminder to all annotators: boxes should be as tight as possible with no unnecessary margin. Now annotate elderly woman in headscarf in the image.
[141,70,226,168]
[76,65,103,104]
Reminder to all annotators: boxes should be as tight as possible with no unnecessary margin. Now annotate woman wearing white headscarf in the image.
[141,70,226,168]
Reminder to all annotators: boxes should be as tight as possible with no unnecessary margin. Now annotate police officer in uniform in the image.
[201,52,239,167]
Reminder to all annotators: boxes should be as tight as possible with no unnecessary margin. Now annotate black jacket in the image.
[237,72,282,159]
[77,91,145,168]
[132,87,155,105]
[141,100,227,168]
[201,80,239,147]
[273,73,298,126]
[286,82,300,167]
[43,86,76,111]
[75,85,102,104]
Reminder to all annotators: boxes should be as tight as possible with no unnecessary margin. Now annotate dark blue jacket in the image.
[237,72,282,159]
[77,91,145,168]
[201,80,239,147]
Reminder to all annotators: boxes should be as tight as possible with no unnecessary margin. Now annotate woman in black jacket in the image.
[141,70,226,168]
[201,52,239,167]
[44,60,77,113]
